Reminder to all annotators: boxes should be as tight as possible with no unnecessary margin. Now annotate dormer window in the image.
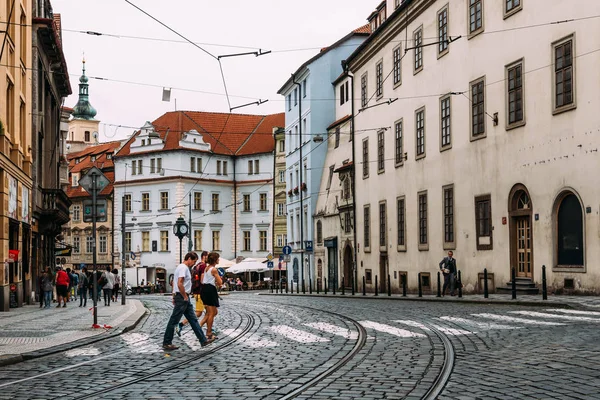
[106,154,112,160]
[91,156,96,162]
[141,139,146,146]
[148,139,151,145]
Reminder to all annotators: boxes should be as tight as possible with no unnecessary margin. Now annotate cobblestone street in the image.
[0,293,599,399]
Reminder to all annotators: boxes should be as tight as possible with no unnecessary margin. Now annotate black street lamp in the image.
[173,216,189,264]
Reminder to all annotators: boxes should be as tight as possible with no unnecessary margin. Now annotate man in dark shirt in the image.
[439,251,457,296]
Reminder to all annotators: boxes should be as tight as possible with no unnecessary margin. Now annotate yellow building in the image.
[272,127,287,279]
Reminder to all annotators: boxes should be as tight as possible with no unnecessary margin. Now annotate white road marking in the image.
[221,328,279,348]
[439,316,518,330]
[303,322,359,339]
[121,332,162,353]
[546,309,600,316]
[64,347,101,357]
[270,325,330,343]
[473,313,565,326]
[511,311,600,322]
[394,320,473,336]
[393,320,431,331]
[359,321,426,338]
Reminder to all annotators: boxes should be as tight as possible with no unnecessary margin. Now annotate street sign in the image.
[55,248,72,257]
[79,167,110,194]
[130,252,136,260]
[83,199,108,222]
[284,254,291,263]
[282,245,292,255]
[267,261,274,269]
[266,253,274,261]
[305,241,313,252]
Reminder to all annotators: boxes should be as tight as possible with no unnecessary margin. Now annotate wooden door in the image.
[516,217,532,278]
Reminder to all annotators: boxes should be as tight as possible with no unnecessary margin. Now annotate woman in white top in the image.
[200,252,223,340]
[101,266,116,306]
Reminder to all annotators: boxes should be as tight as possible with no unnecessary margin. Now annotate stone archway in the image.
[508,184,533,279]
[343,244,353,287]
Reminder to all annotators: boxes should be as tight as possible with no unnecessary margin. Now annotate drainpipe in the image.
[291,74,305,291]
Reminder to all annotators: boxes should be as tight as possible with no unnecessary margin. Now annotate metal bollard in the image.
[483,268,489,298]
[418,273,422,297]
[511,267,517,300]
[286,281,289,294]
[388,274,391,297]
[351,275,355,296]
[402,275,407,297]
[542,265,547,300]
[363,276,366,296]
[333,279,336,295]
[324,278,328,295]
[316,279,320,294]
[437,271,441,298]
[302,279,305,294]
[271,281,274,294]
[342,277,345,296]
[375,276,378,296]
[309,278,312,295]
[457,270,462,298]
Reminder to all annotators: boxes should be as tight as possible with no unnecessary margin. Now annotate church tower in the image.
[67,59,100,153]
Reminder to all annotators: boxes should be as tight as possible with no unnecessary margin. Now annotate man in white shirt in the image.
[162,252,214,350]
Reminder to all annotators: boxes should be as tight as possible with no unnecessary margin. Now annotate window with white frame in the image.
[142,231,150,252]
[277,203,285,217]
[73,236,80,254]
[125,232,132,253]
[279,169,285,183]
[223,161,228,175]
[259,193,268,211]
[194,230,202,251]
[362,138,369,178]
[124,194,132,212]
[507,59,524,127]
[212,193,219,211]
[393,45,402,86]
[364,205,371,251]
[191,157,196,172]
[379,201,387,248]
[361,72,368,108]
[553,35,575,113]
[160,231,168,251]
[212,231,221,251]
[243,231,251,251]
[440,96,451,149]
[248,160,253,175]
[254,160,260,174]
[194,192,202,210]
[377,130,385,173]
[86,236,94,253]
[395,119,403,166]
[438,6,449,56]
[414,27,423,73]
[141,193,150,211]
[259,231,268,251]
[397,196,406,249]
[99,235,107,254]
[469,0,484,36]
[160,192,169,210]
[376,60,383,98]
[243,194,251,212]
[471,77,486,138]
[72,205,80,222]
[416,107,426,158]
[418,191,428,249]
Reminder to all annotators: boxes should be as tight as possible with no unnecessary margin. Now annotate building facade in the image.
[272,127,287,273]
[113,111,283,290]
[278,26,370,289]
[345,0,600,293]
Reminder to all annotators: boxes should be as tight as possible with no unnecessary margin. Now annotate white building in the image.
[343,0,600,293]
[113,111,283,290]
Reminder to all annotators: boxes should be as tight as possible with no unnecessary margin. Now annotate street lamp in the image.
[173,216,188,264]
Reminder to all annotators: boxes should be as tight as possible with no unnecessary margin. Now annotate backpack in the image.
[191,263,204,294]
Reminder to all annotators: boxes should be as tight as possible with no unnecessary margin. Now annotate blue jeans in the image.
[442,272,455,295]
[163,293,208,346]
[79,287,87,306]
[44,291,52,308]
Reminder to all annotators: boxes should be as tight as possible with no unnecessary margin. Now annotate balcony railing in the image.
[41,188,71,226]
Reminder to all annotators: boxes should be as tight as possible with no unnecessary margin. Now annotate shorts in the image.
[195,294,205,312]
[57,285,68,298]
[200,284,219,307]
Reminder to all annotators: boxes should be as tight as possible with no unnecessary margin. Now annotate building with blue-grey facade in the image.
[278,25,370,290]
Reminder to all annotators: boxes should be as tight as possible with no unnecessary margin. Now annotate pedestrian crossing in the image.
[71,308,600,355]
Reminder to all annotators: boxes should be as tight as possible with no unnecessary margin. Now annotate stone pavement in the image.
[0,296,146,366]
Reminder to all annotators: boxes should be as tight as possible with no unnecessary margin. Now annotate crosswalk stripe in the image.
[439,316,518,330]
[545,309,600,316]
[511,311,600,322]
[473,313,565,325]
[359,321,426,338]
[303,322,359,339]
[270,325,330,343]
[221,328,279,348]
[64,347,101,357]
[121,332,162,353]
[393,320,472,336]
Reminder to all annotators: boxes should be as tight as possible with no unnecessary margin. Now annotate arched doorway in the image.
[509,185,533,278]
[555,191,584,266]
[343,244,353,287]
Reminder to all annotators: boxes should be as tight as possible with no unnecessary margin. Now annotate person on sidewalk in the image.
[112,269,120,303]
[101,266,115,306]
[68,268,78,302]
[55,266,70,308]
[78,267,89,307]
[176,251,208,337]
[42,267,54,309]
[162,252,213,351]
[439,251,457,296]
[200,252,223,340]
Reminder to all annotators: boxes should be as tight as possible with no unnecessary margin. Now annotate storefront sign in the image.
[8,250,19,262]
[8,175,17,220]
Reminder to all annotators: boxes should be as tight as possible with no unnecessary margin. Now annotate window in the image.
[364,205,371,251]
[303,80,307,98]
[216,160,222,175]
[440,96,451,149]
[362,138,369,178]
[418,191,428,249]
[150,158,156,173]
[287,94,291,111]
[85,131,90,142]
[475,194,493,250]
[212,231,221,251]
[86,236,94,253]
[137,159,142,175]
[254,160,260,174]
[157,158,162,174]
[361,72,368,108]
[294,88,298,105]
[277,203,285,217]
[248,160,253,175]
[438,6,449,56]
[340,83,346,105]
[379,201,387,248]
[279,140,285,153]
[393,45,402,86]
[142,231,150,252]
[73,236,80,254]
[397,197,406,250]
[5,79,13,137]
[469,0,484,36]
[416,107,426,159]
[212,193,219,211]
[260,193,268,211]
[470,77,486,138]
[326,165,335,190]
[259,231,268,251]
[223,161,228,175]
[72,205,81,222]
[506,60,524,127]
[131,160,136,175]
[316,221,323,244]
[160,231,168,251]
[160,192,169,210]
[504,0,522,18]
[334,127,340,149]
[553,35,575,113]
[443,185,455,247]
[279,170,285,183]
[243,231,251,251]
[344,212,352,234]
[123,232,131,253]
[556,193,583,266]
[342,175,351,200]
[394,120,403,166]
[377,130,385,173]
[194,192,202,210]
[194,230,202,251]
[197,158,203,174]
[191,157,196,172]
[243,194,251,212]
[99,235,107,254]
[141,193,150,211]
[290,215,294,243]
[376,60,383,98]
[124,194,132,212]
[277,235,284,247]
[413,27,423,73]
[72,174,79,187]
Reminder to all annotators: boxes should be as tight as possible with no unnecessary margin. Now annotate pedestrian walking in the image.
[200,252,223,340]
[101,266,115,306]
[70,268,79,301]
[42,267,54,309]
[162,252,213,350]
[38,270,45,308]
[439,251,457,296]
[78,267,89,307]
[112,269,120,303]
[176,251,208,337]
[54,266,70,307]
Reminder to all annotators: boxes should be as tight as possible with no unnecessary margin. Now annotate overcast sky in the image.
[53,0,376,142]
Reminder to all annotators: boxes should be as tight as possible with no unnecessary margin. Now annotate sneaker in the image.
[175,322,184,337]
[162,344,179,350]
[201,337,215,347]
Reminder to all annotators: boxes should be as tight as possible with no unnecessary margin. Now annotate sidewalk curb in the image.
[258,293,580,309]
[0,301,148,367]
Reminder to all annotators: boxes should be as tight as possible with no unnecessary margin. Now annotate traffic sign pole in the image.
[92,173,98,326]
[121,194,126,305]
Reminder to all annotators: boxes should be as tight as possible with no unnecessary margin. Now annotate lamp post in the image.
[173,216,189,264]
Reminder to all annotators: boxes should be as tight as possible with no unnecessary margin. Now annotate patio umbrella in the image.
[228,258,269,274]
[216,257,235,269]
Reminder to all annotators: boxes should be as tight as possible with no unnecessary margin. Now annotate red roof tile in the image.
[353,24,372,34]
[66,142,121,199]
